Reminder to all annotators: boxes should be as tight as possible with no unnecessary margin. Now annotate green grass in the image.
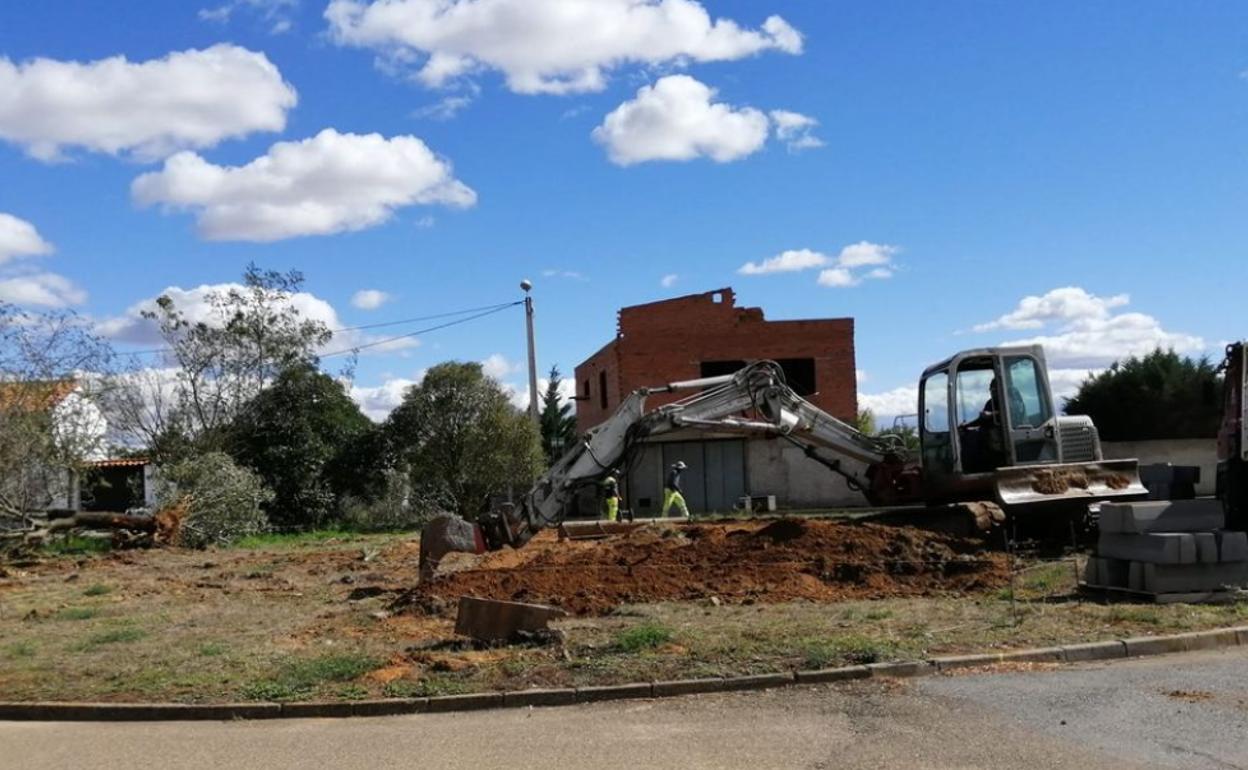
[240,653,381,701]
[382,676,469,698]
[198,642,228,657]
[800,634,897,668]
[82,584,112,597]
[75,627,146,651]
[614,622,674,653]
[42,536,111,556]
[4,641,36,659]
[234,529,367,549]
[55,607,100,621]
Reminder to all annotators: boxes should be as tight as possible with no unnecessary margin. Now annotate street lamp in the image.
[521,280,539,425]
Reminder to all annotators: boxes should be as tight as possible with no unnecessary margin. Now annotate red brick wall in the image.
[574,288,857,432]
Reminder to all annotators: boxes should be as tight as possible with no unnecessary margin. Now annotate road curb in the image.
[2,625,1244,722]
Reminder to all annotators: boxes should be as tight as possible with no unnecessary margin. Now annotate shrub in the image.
[159,452,272,548]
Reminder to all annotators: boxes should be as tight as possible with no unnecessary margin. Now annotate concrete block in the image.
[1098,500,1224,534]
[794,665,871,683]
[652,678,727,697]
[1101,557,1130,588]
[425,692,504,713]
[501,688,577,708]
[455,596,566,642]
[998,647,1064,664]
[1097,533,1196,564]
[1194,533,1218,564]
[1235,626,1248,646]
[932,653,1002,672]
[1123,635,1187,657]
[867,660,935,679]
[1141,562,1248,593]
[575,683,653,703]
[724,673,794,691]
[1217,531,1248,562]
[350,699,427,717]
[1061,640,1127,662]
[1128,561,1145,592]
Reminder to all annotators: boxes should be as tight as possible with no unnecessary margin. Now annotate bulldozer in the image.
[420,345,1146,578]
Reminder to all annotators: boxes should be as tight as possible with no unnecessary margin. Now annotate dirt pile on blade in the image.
[396,519,1008,616]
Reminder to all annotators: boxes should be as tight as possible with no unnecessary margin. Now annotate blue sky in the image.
[1,1,1245,420]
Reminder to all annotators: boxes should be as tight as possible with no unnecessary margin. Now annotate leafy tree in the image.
[383,362,544,520]
[158,452,271,548]
[854,408,877,435]
[0,304,113,526]
[539,365,578,464]
[108,264,332,462]
[227,364,373,529]
[1064,349,1222,441]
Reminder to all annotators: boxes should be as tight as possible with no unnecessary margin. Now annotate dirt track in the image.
[402,518,1010,615]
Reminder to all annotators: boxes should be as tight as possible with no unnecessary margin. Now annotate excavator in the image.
[1218,341,1247,531]
[419,345,1146,579]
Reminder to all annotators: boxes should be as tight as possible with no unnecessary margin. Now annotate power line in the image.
[320,301,523,358]
[116,299,523,358]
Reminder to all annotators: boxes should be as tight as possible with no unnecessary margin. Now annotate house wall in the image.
[1102,439,1219,496]
[575,288,857,433]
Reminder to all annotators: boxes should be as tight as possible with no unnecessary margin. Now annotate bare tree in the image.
[108,265,333,461]
[0,303,113,528]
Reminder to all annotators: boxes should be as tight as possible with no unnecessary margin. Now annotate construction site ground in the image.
[2,517,1247,704]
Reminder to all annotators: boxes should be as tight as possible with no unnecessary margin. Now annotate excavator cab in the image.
[918,345,1143,510]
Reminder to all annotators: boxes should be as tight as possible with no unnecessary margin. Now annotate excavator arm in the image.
[419,361,920,579]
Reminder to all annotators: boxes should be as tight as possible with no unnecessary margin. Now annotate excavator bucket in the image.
[993,460,1147,509]
[418,513,484,582]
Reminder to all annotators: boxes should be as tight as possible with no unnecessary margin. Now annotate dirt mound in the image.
[396,519,1008,616]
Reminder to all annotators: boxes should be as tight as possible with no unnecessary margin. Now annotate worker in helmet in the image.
[663,460,690,519]
[602,473,621,522]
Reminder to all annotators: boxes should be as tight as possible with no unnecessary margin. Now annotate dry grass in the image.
[1,535,1246,703]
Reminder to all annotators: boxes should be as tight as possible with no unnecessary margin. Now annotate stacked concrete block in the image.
[1085,500,1248,600]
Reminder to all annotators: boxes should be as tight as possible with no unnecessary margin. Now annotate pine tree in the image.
[539,365,579,464]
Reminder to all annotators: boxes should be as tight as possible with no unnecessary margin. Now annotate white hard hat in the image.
[673,461,687,470]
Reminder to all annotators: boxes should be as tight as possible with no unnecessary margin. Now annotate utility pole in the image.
[521,279,539,425]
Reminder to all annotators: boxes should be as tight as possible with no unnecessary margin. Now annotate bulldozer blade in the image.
[558,521,647,540]
[993,460,1147,509]
[419,513,484,582]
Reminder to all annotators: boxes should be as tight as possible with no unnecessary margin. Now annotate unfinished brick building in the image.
[574,288,862,515]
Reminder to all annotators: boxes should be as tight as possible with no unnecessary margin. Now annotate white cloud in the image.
[325,0,801,95]
[816,267,857,288]
[738,248,828,275]
[131,129,476,242]
[0,45,296,162]
[0,272,87,308]
[978,287,1204,370]
[542,269,587,281]
[0,213,54,264]
[660,273,679,288]
[504,374,576,412]
[974,287,1130,332]
[350,375,424,421]
[742,241,899,288]
[769,109,823,152]
[199,0,298,34]
[855,369,868,384]
[412,94,474,121]
[859,385,918,422]
[593,75,770,165]
[98,282,417,355]
[351,289,391,310]
[481,353,521,381]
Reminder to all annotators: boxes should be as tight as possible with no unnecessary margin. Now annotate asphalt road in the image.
[3,648,1247,770]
